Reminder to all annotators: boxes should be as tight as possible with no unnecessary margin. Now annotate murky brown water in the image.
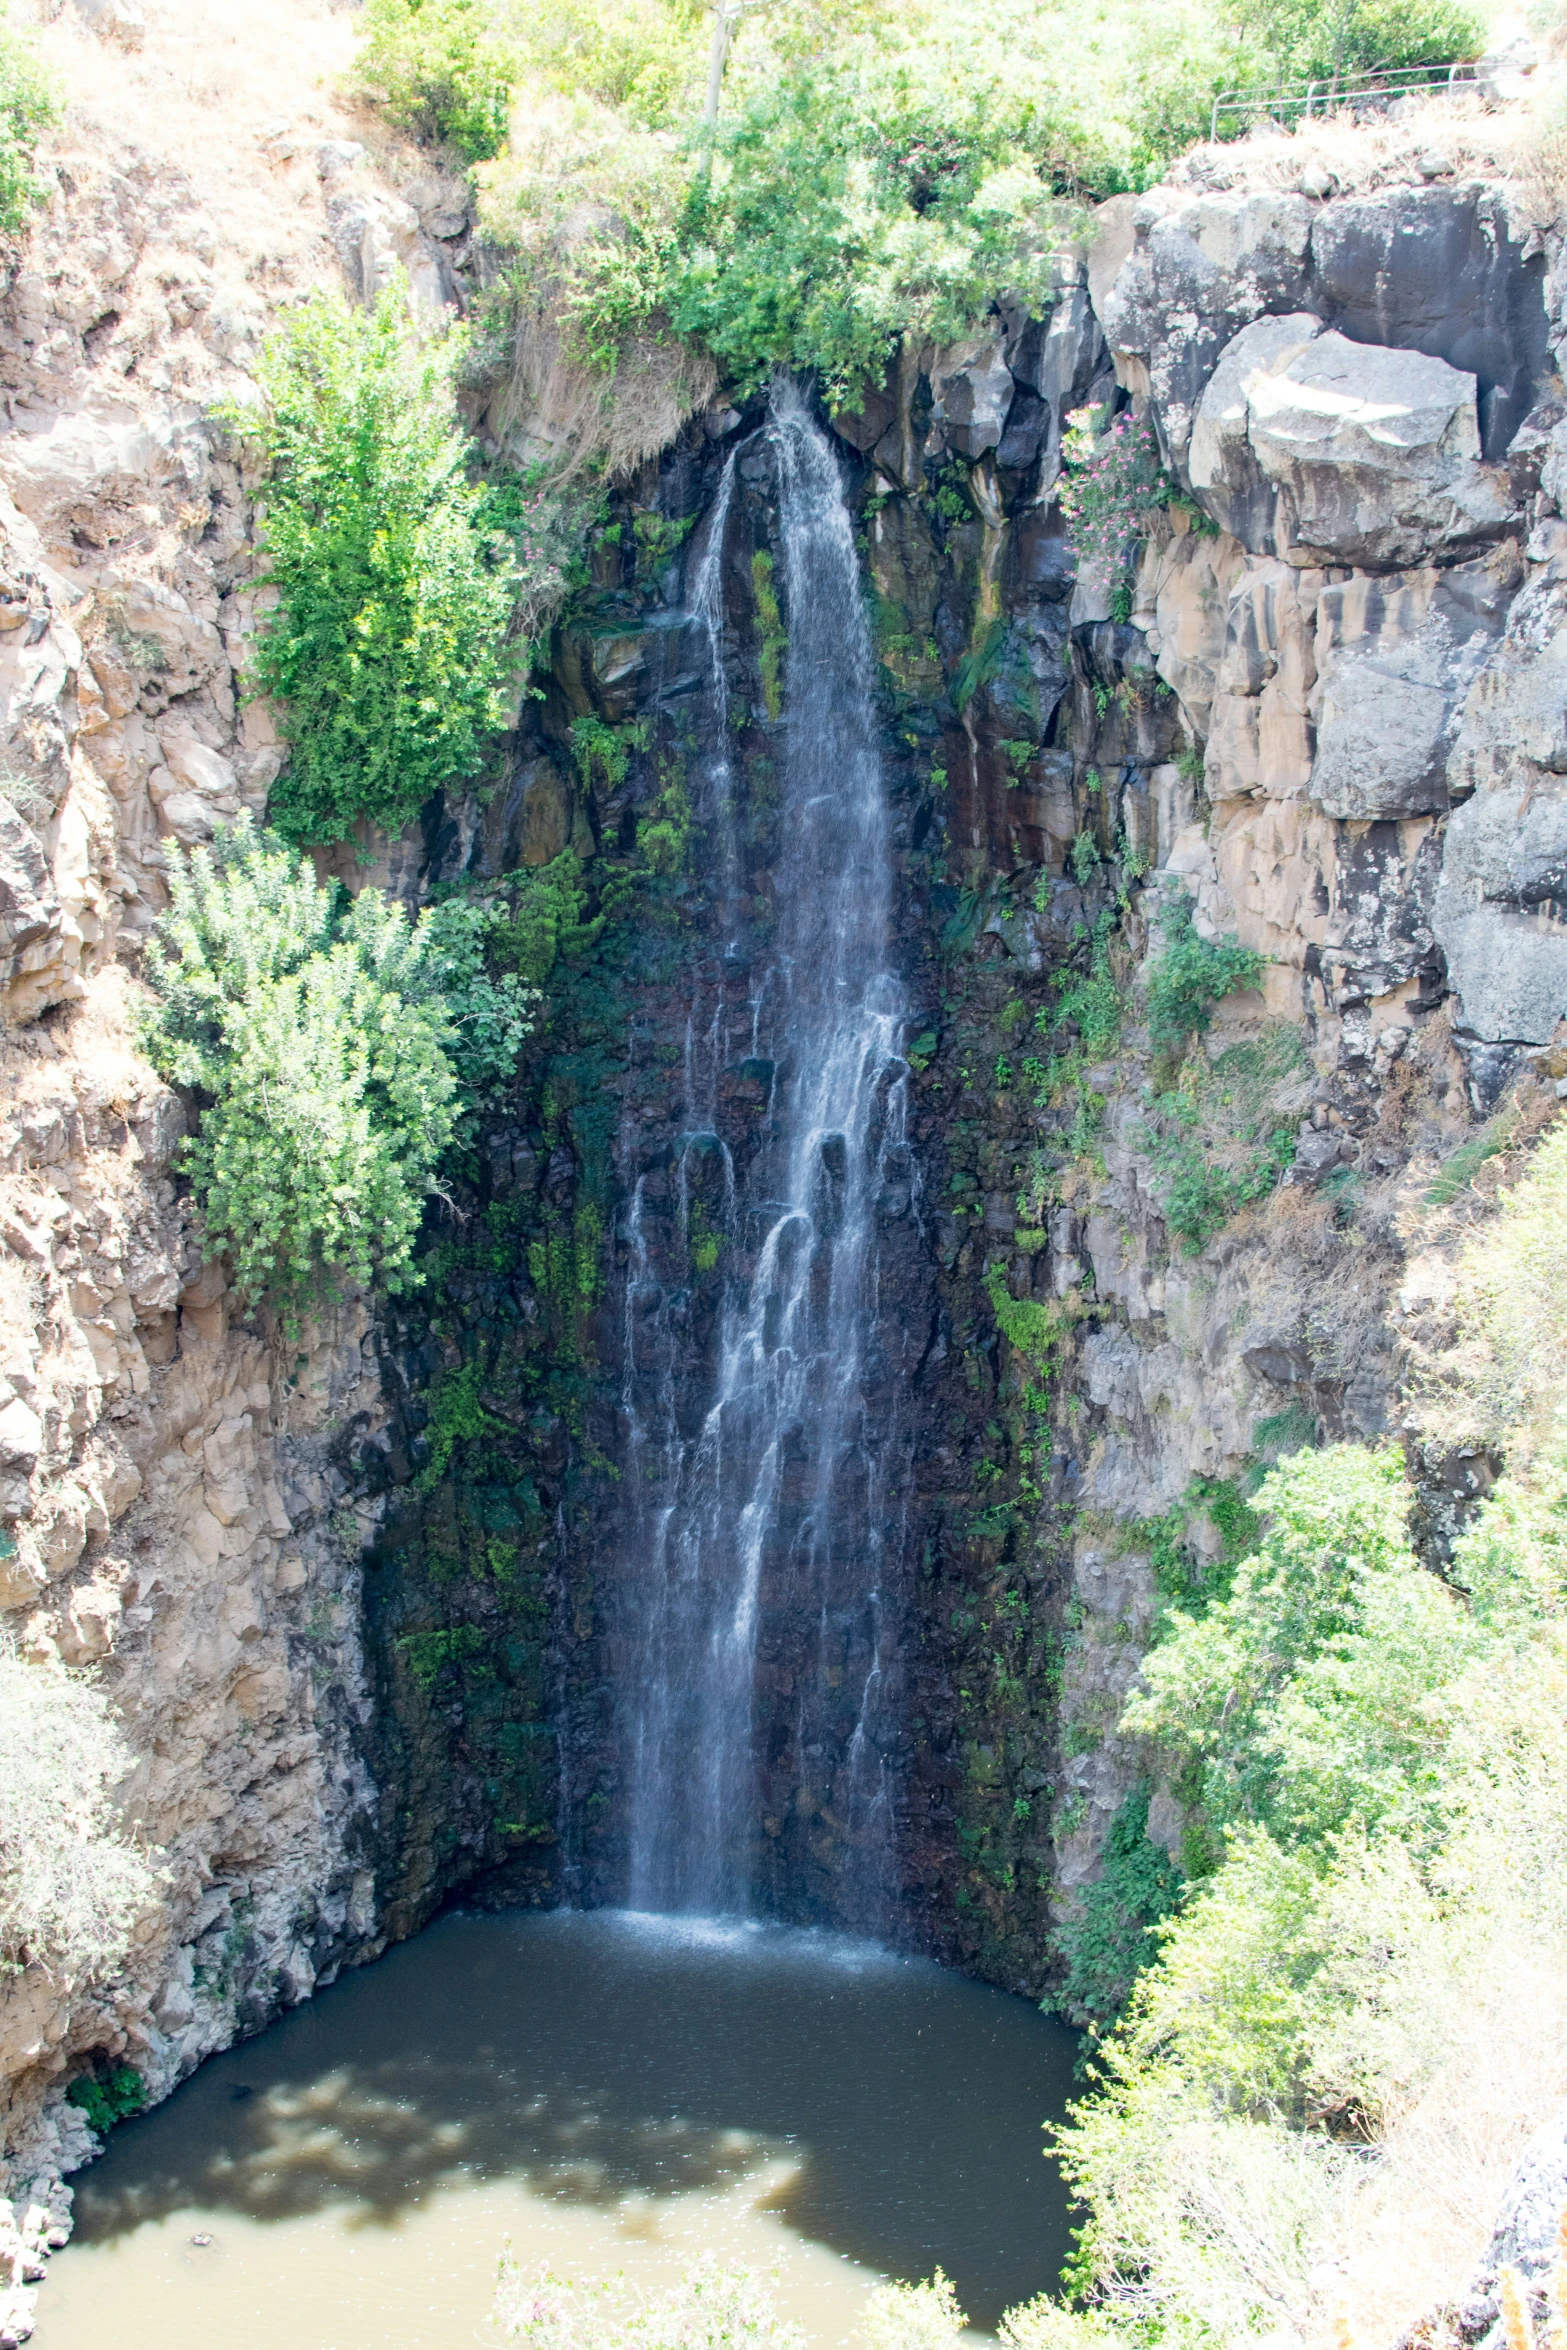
[34,1910,1078,2349]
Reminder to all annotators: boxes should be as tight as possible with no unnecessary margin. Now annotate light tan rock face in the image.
[983,161,1567,1948]
[1112,180,1567,1054]
[0,977,391,2235]
[0,10,459,2295]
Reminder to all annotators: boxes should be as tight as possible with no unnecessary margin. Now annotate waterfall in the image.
[619,383,914,1923]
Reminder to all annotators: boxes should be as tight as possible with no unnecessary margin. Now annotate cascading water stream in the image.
[620,384,915,1923]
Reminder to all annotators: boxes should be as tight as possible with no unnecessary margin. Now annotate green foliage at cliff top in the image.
[446,0,1485,402]
[141,820,535,1317]
[234,283,519,849]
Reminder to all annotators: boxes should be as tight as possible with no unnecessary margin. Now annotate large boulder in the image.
[1096,180,1551,479]
[1432,568,1567,1044]
[1309,183,1550,459]
[1188,312,1324,550]
[1190,318,1515,567]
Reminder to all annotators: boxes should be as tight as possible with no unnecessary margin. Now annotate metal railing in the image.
[1209,60,1479,142]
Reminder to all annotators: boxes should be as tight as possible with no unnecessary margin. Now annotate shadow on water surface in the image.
[70,1910,1079,2326]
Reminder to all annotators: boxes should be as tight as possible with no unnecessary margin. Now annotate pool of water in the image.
[34,1909,1078,2349]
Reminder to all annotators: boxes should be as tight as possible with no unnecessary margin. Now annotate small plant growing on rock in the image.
[1144,889,1265,1060]
[65,2064,145,2138]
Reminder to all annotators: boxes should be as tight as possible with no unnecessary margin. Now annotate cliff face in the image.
[827,151,1567,1982]
[2,17,1565,2326]
[0,0,466,2277]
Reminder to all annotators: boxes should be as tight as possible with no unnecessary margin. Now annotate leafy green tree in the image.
[1121,1447,1438,1837]
[142,821,535,1317]
[238,284,517,848]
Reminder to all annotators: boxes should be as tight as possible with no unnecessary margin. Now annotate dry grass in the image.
[483,291,717,481]
[1399,1079,1567,1457]
[1163,58,1567,227]
[1315,1946,1567,2350]
[31,0,367,275]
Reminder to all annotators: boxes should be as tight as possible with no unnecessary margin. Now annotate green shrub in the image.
[0,23,57,241]
[1144,890,1266,1058]
[0,1634,158,1986]
[1235,0,1485,82]
[357,0,517,160]
[141,821,535,1317]
[66,2065,146,2137]
[237,284,517,848]
[1142,1025,1305,1252]
[1054,1784,1183,2030]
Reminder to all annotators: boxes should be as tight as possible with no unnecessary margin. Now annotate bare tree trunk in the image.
[703,0,736,135]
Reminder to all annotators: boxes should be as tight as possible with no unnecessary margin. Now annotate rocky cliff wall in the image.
[0,5,477,2308]
[828,141,1567,1982]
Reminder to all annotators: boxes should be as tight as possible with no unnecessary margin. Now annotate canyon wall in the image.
[0,11,473,2298]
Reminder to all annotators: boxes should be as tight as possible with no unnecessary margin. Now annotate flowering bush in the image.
[1056,406,1170,576]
